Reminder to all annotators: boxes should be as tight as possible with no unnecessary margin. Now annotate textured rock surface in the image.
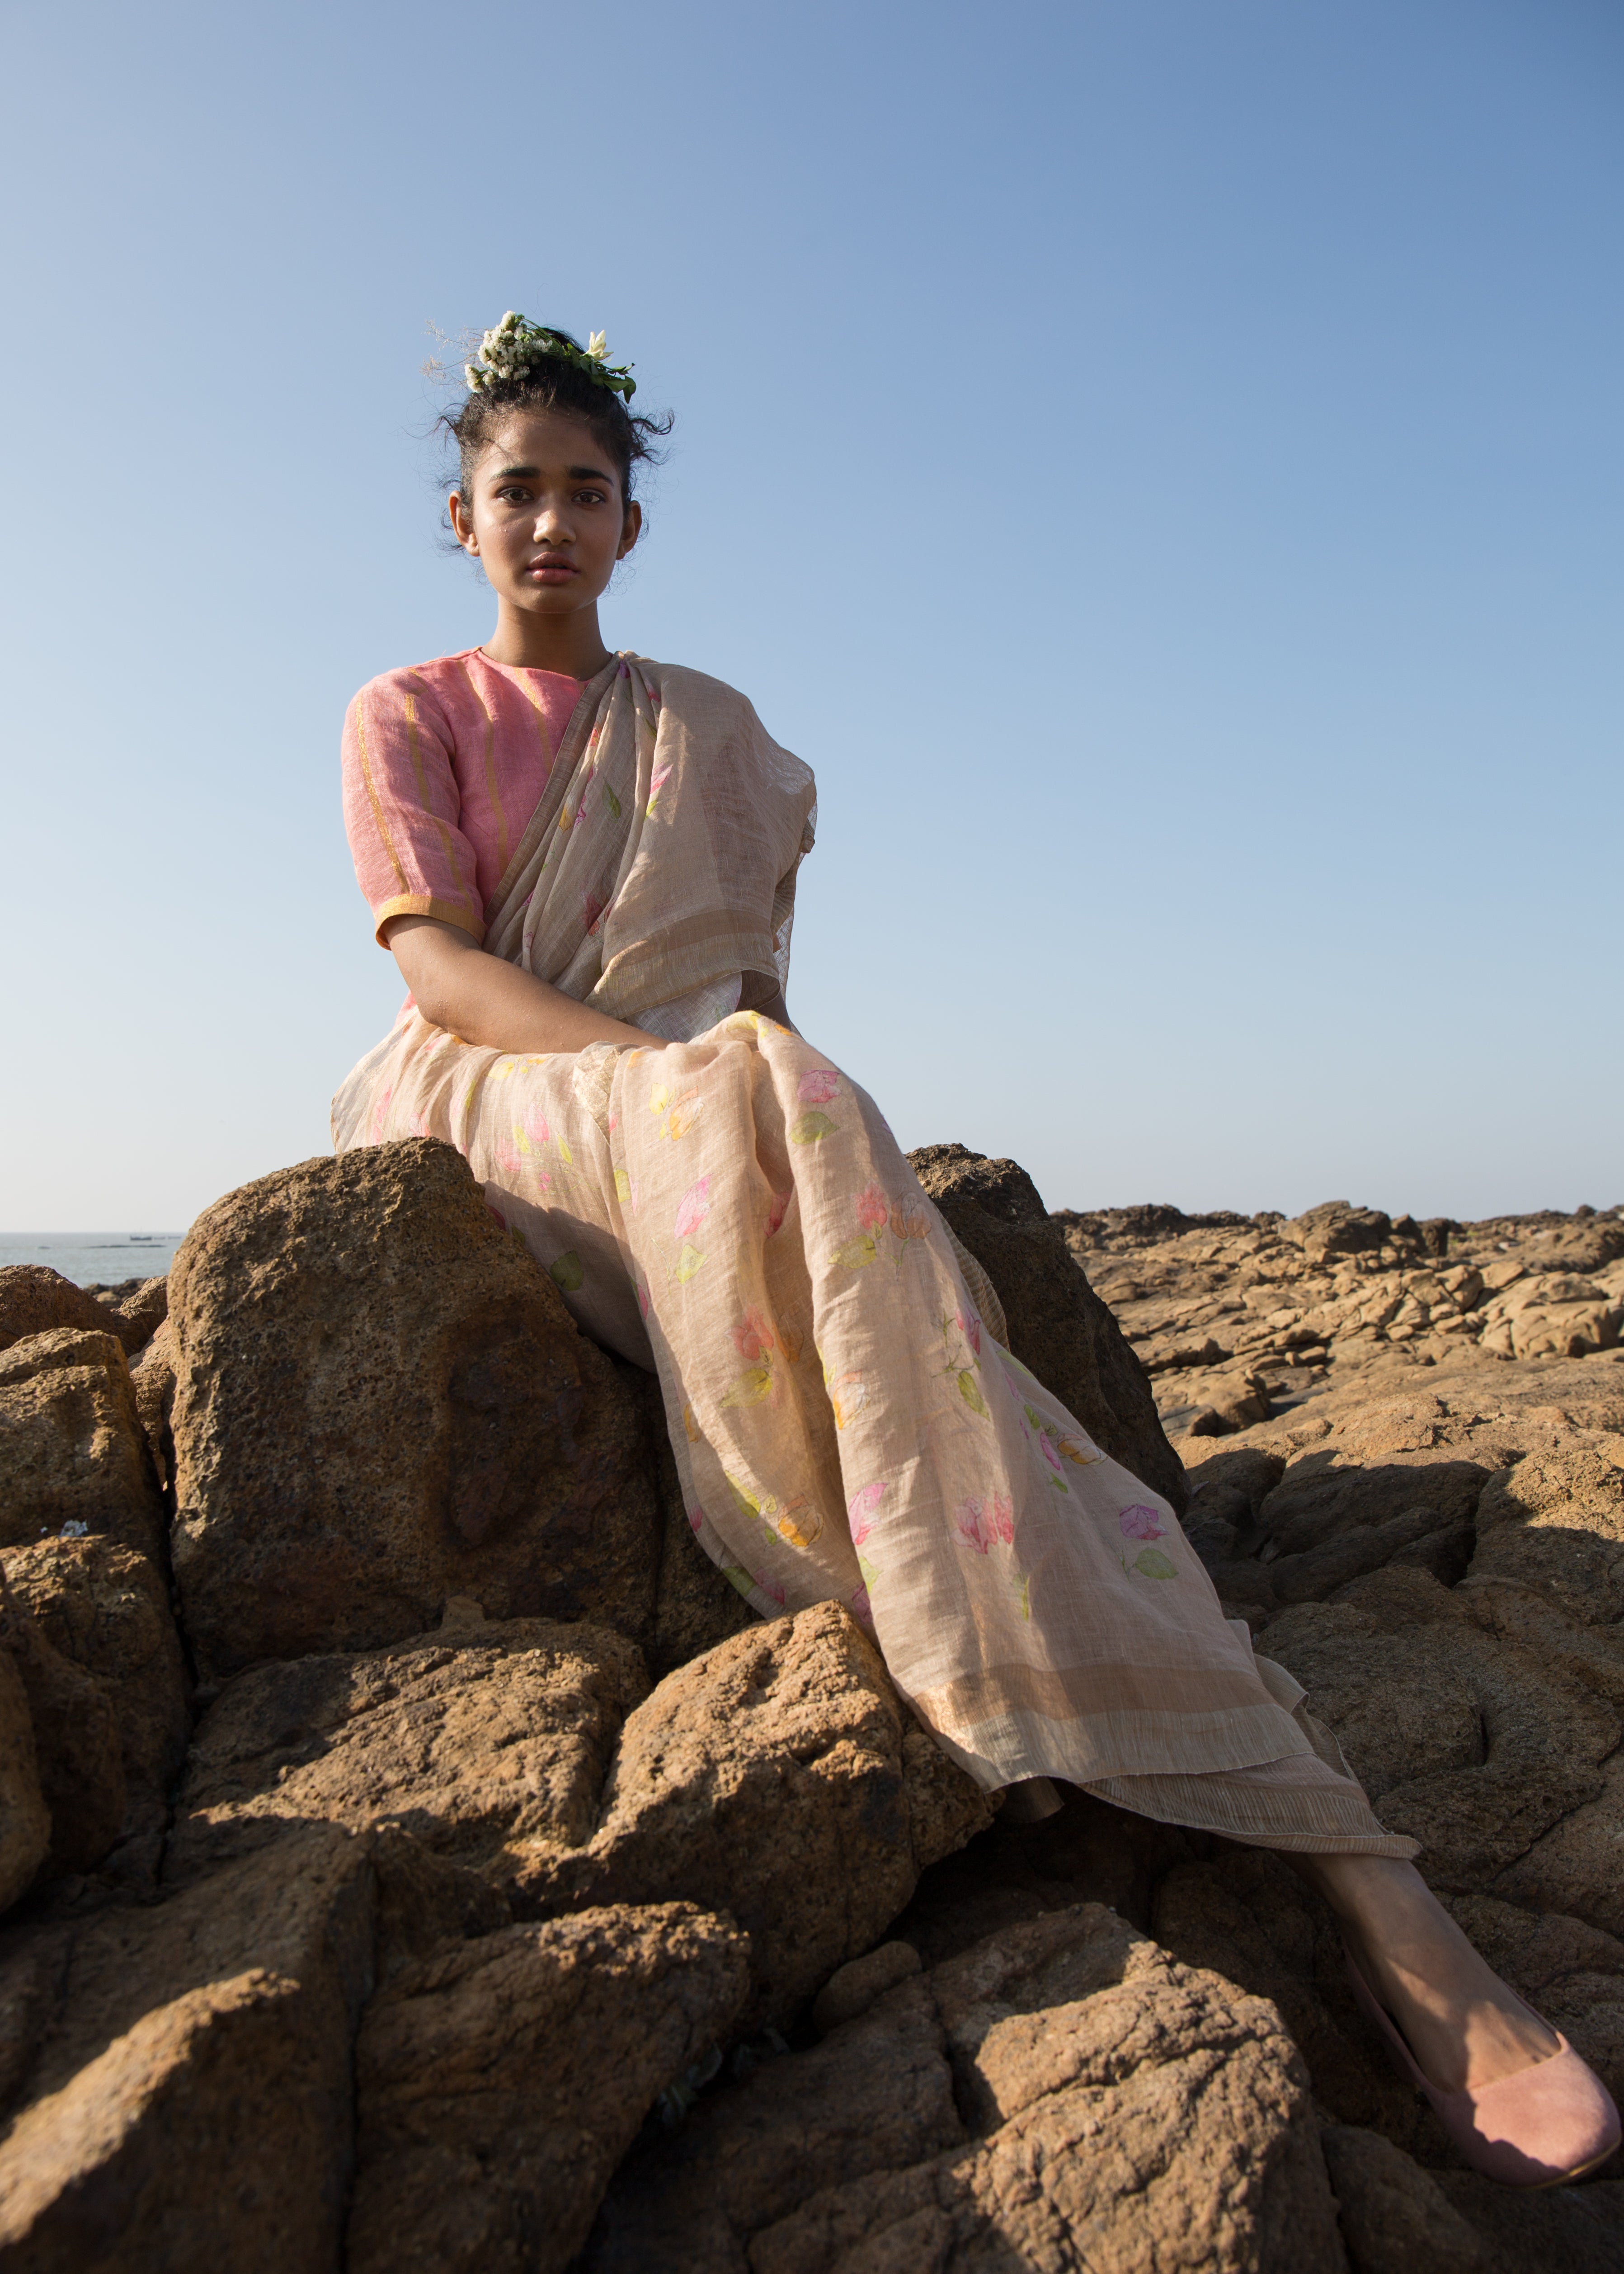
[347,1903,749,2274]
[0,1534,190,1892]
[0,1264,153,1356]
[0,1326,165,1559]
[0,1825,375,2274]
[0,1576,50,1911]
[909,1143,1190,1514]
[166,1605,646,1886]
[167,1140,662,1678]
[5,1161,1622,2270]
[584,1902,1344,2274]
[510,1601,995,2028]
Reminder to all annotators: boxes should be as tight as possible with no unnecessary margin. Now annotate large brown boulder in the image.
[908,1144,1188,1513]
[0,1534,190,1895]
[167,1140,662,1680]
[165,1605,647,1887]
[584,1902,1344,2273]
[346,1903,750,2274]
[508,1601,995,2029]
[0,1328,166,1560]
[0,1266,150,1357]
[0,1575,50,1914]
[0,1825,375,2274]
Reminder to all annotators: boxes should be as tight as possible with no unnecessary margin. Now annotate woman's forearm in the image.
[384,915,660,1052]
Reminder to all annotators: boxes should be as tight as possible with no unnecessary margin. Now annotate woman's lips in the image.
[528,556,577,582]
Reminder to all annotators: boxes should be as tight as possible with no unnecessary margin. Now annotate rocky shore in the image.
[0,1142,1619,2272]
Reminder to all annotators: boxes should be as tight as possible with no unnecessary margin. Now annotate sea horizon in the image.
[0,1232,186,1287]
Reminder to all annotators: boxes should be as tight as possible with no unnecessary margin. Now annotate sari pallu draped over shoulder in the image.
[334,655,1412,1854]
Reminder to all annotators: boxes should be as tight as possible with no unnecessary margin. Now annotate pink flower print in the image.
[673,1175,711,1241]
[1120,1506,1166,1540]
[495,1139,521,1178]
[851,1584,874,1627]
[523,1106,551,1147]
[371,1085,394,1142]
[618,658,631,679]
[956,1498,991,1554]
[990,1492,1014,1545]
[688,1505,705,1534]
[584,889,607,934]
[847,1480,886,1547]
[765,1189,791,1238]
[856,1180,889,1234]
[798,1067,841,1105]
[1039,1434,1064,1475]
[636,1279,650,1321]
[956,1307,983,1357]
[485,1202,509,1233]
[756,1573,787,1609]
[732,1306,775,1363]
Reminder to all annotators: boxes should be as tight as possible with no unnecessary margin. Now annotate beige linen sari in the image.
[334,655,1410,1855]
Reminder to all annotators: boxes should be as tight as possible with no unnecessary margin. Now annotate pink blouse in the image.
[342,649,588,944]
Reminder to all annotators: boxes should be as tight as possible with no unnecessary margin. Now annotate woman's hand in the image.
[384,915,664,1053]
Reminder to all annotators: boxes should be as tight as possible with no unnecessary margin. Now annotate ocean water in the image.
[0,1233,185,1288]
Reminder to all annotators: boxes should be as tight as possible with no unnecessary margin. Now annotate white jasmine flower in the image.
[587,330,608,361]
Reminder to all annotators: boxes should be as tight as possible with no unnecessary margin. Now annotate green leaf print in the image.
[675,1243,706,1283]
[722,1565,755,1598]
[858,1554,880,1586]
[957,1370,989,1417]
[788,1110,837,1144]
[1134,1547,1177,1580]
[614,1167,632,1204]
[831,1233,879,1270]
[720,1364,775,1408]
[556,1134,574,1168]
[604,783,622,820]
[550,1252,584,1293]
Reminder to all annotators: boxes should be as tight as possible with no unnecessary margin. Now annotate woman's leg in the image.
[1290,1853,1558,2092]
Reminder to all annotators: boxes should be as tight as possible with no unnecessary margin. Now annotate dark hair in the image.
[443,336,671,508]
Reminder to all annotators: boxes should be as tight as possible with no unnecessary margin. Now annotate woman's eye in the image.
[575,490,606,505]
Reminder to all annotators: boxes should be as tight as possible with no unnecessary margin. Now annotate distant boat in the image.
[129,1235,158,1243]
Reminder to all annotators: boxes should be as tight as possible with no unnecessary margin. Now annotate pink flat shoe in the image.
[1344,1939,1620,2187]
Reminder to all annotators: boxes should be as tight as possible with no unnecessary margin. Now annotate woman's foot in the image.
[1291,1854,1558,2094]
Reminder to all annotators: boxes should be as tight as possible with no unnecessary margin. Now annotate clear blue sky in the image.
[4,0,1619,1231]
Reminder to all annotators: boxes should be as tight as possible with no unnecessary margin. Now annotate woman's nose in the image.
[533,512,570,543]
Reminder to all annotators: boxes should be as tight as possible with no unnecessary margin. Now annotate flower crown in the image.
[464,313,636,402]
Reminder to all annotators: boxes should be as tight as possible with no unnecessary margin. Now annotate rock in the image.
[0,1576,50,1914]
[585,1903,1344,2274]
[1,1535,190,1893]
[1470,1441,1624,1626]
[165,1609,646,1887]
[1185,1370,1276,1435]
[0,1823,375,2273]
[166,1139,662,1680]
[812,1940,922,2035]
[0,1328,165,1560]
[1154,1846,1447,2159]
[1320,2124,1487,2271]
[0,1265,150,1357]
[1253,1575,1621,1893]
[97,1273,169,1356]
[908,1143,1188,1513]
[129,1320,176,1496]
[346,1903,749,2274]
[508,1601,994,2029]
[1285,1202,1393,1265]
[1433,2172,1624,2273]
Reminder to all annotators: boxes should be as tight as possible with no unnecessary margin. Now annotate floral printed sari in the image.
[334,655,1409,1853]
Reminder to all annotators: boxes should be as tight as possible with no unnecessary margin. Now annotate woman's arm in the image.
[385,915,663,1052]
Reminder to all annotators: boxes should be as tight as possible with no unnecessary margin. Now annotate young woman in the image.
[334,316,1617,2187]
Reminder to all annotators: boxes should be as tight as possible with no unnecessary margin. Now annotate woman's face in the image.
[448,408,641,620]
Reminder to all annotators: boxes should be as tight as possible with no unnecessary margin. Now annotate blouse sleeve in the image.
[341,671,485,946]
